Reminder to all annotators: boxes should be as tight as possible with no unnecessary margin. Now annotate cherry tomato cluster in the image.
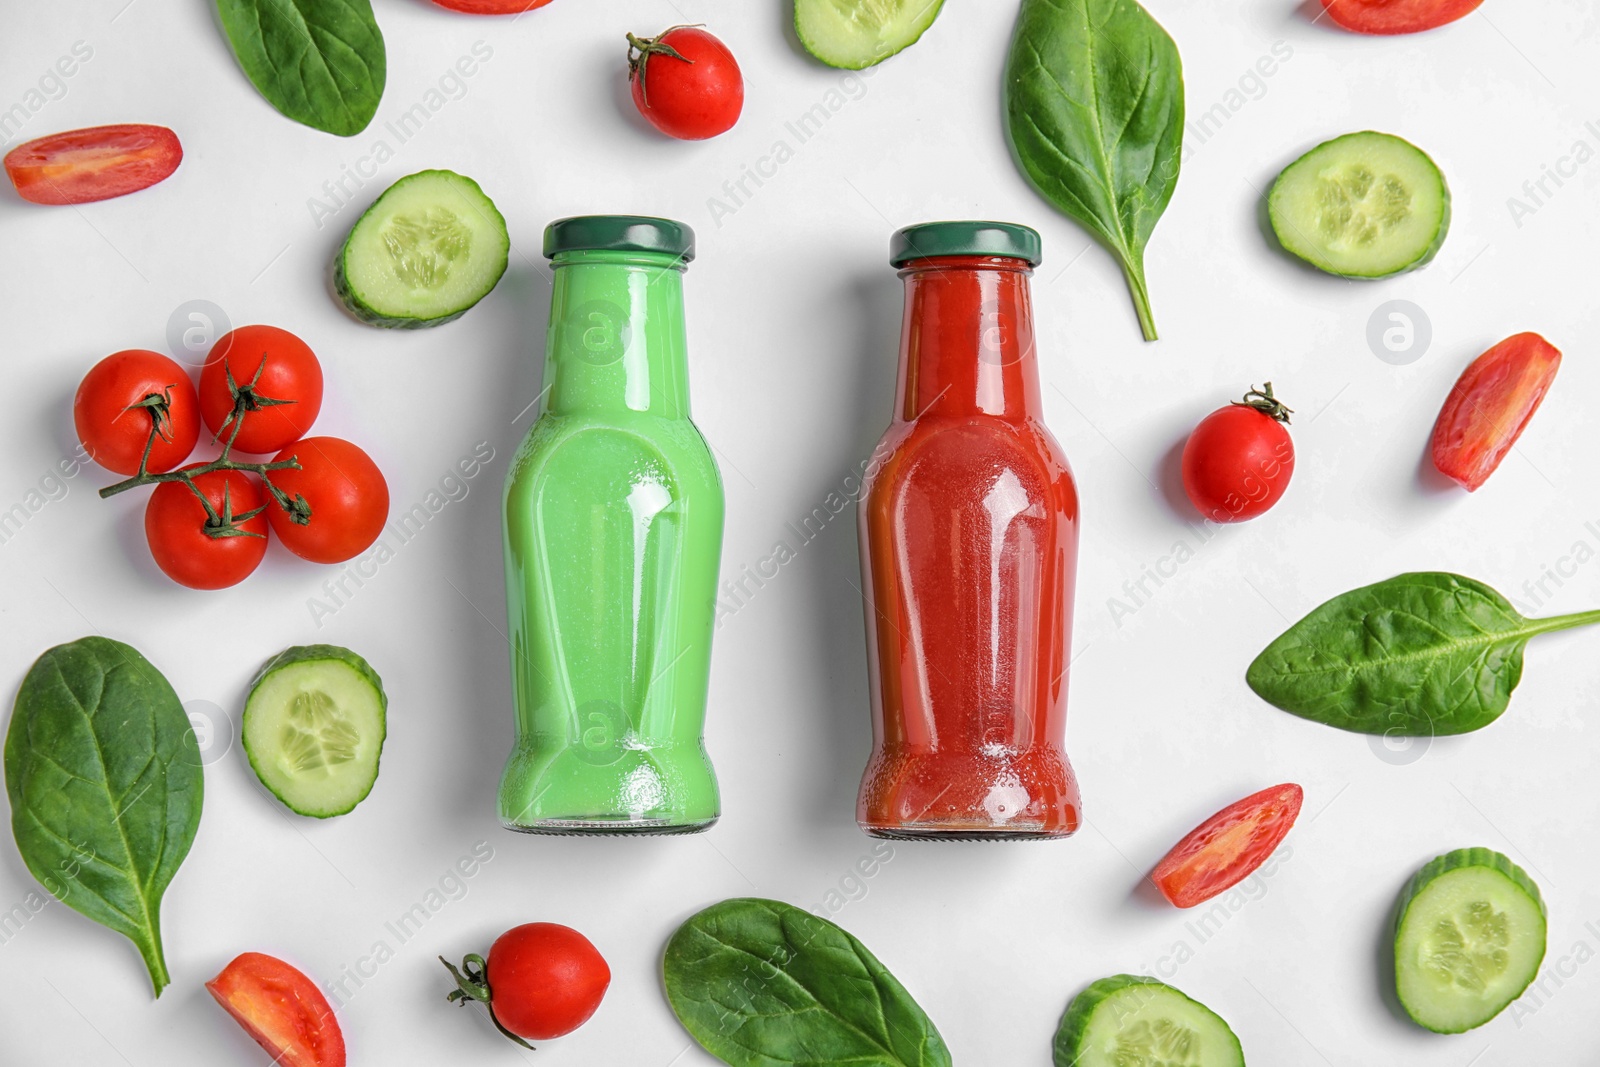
[74,326,389,590]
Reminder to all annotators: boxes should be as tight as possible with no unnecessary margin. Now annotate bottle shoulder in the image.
[507,415,723,498]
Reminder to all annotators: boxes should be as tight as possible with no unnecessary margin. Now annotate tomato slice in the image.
[1319,0,1484,34]
[4,124,181,206]
[1152,784,1303,909]
[1431,332,1561,492]
[429,0,553,12]
[207,953,346,1067]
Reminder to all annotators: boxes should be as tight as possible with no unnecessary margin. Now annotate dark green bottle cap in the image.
[543,215,695,263]
[889,220,1042,268]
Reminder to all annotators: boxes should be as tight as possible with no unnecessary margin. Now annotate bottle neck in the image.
[544,249,691,417]
[894,256,1042,423]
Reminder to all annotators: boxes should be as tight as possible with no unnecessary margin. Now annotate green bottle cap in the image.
[889,220,1042,268]
[543,215,696,263]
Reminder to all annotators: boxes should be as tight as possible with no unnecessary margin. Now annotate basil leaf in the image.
[215,0,386,137]
[5,637,204,996]
[1004,0,1184,341]
[1247,572,1600,736]
[664,898,952,1067]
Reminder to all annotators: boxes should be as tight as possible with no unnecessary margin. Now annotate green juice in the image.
[499,217,723,834]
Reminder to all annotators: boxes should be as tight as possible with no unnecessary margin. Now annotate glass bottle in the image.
[857,221,1082,840]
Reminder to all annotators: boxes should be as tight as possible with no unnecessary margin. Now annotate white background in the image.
[3,1,1599,1064]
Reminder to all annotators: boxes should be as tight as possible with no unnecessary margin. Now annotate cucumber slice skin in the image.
[794,0,946,70]
[1268,131,1451,279]
[1394,848,1547,1034]
[242,645,388,819]
[1055,974,1246,1067]
[335,169,509,329]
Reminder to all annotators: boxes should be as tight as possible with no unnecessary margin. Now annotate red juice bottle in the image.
[856,221,1082,840]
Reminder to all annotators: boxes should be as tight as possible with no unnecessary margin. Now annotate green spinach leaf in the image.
[5,637,203,996]
[664,897,951,1067]
[215,0,386,137]
[1246,572,1600,736]
[1004,0,1184,341]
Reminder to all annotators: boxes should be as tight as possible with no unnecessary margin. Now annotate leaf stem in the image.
[1532,607,1600,636]
[1121,261,1158,342]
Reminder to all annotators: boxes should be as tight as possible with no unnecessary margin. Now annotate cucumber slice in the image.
[794,0,946,70]
[242,645,387,818]
[1394,848,1547,1034]
[335,169,509,329]
[1054,975,1245,1067]
[1268,131,1450,278]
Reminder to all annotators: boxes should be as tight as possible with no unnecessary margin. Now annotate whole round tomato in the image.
[266,437,388,564]
[75,350,201,476]
[430,0,553,10]
[200,325,323,455]
[1182,384,1295,523]
[441,923,609,1046]
[628,26,743,140]
[145,469,268,589]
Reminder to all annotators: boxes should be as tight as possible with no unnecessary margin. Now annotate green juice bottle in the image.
[500,216,723,834]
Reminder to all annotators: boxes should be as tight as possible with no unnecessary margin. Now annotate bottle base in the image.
[860,823,1077,842]
[502,815,718,837]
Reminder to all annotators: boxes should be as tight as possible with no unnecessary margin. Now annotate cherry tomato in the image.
[207,952,346,1067]
[74,350,201,476]
[4,124,182,206]
[1431,332,1561,492]
[430,0,553,10]
[1152,783,1304,909]
[145,469,268,590]
[628,26,744,141]
[1181,384,1295,523]
[266,437,388,564]
[1319,0,1484,34]
[443,923,610,1046]
[200,326,324,455]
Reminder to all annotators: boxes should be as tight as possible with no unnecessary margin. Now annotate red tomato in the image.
[1431,332,1561,491]
[443,923,610,1045]
[628,27,744,141]
[200,326,324,455]
[1153,783,1304,909]
[4,124,181,205]
[1182,384,1295,523]
[145,469,268,590]
[267,437,388,564]
[430,0,553,10]
[1319,0,1484,34]
[1318,0,1478,33]
[75,350,201,476]
[207,952,346,1067]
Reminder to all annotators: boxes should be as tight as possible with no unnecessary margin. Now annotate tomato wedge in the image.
[429,0,553,12]
[1431,332,1561,492]
[1152,784,1303,909]
[4,124,181,206]
[1319,0,1484,34]
[207,953,346,1067]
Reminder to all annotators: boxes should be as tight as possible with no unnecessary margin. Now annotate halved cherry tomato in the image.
[430,0,553,12]
[4,124,182,205]
[74,350,201,476]
[1152,783,1303,909]
[145,469,269,590]
[207,952,345,1067]
[267,437,389,564]
[1430,332,1561,491]
[200,325,324,455]
[1319,0,1484,34]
